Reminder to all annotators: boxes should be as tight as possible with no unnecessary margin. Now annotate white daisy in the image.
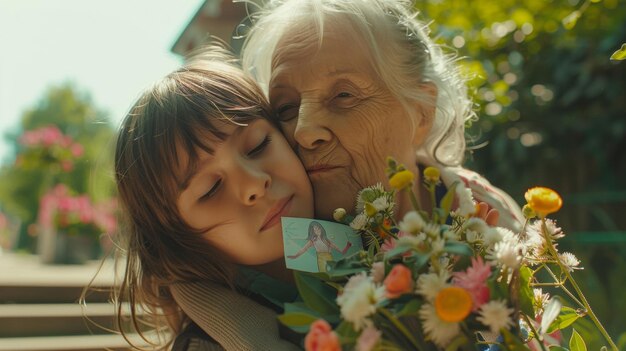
[336,273,382,331]
[416,271,450,302]
[482,227,505,248]
[533,288,551,314]
[430,237,446,255]
[350,213,369,230]
[465,229,481,244]
[397,232,427,248]
[559,252,582,272]
[456,183,476,217]
[372,196,391,212]
[488,240,522,270]
[461,217,489,235]
[423,222,441,238]
[418,303,461,347]
[398,211,425,234]
[477,300,514,334]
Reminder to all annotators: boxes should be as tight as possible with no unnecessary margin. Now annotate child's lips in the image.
[261,195,294,231]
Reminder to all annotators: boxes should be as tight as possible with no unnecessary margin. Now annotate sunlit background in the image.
[0,0,624,349]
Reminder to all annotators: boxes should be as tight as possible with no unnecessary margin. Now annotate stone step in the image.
[0,286,111,304]
[0,303,117,338]
[0,333,153,351]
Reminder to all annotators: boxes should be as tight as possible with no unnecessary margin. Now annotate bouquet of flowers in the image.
[279,158,618,351]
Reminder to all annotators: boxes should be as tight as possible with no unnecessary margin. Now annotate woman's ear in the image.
[412,82,438,146]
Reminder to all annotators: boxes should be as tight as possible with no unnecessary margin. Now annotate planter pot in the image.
[38,229,98,264]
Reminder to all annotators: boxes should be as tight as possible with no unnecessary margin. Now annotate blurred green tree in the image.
[418,0,626,341]
[0,83,116,252]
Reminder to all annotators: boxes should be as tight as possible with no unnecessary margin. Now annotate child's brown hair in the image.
[113,46,275,348]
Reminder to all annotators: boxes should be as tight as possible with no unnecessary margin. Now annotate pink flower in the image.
[356,326,381,351]
[452,257,492,310]
[70,143,84,157]
[305,319,341,351]
[41,126,63,147]
[381,231,408,253]
[384,264,414,299]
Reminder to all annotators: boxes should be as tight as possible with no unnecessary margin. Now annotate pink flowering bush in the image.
[38,184,117,238]
[17,125,84,172]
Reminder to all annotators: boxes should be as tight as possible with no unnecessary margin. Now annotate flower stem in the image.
[523,314,548,351]
[378,308,422,350]
[541,219,618,350]
[407,187,421,213]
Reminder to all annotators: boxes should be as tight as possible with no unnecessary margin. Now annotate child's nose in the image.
[239,165,271,205]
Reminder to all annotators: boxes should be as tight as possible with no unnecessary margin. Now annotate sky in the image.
[0,0,204,163]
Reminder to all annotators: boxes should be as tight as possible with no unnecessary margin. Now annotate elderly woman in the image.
[171,0,523,349]
[241,0,523,229]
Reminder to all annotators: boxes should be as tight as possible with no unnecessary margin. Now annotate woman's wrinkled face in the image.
[269,22,433,220]
[176,119,313,265]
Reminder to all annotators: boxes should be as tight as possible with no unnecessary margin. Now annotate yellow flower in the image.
[389,170,414,190]
[364,202,378,217]
[423,166,441,184]
[434,287,473,323]
[524,187,562,218]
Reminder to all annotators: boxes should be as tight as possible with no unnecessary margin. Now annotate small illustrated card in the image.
[282,217,363,273]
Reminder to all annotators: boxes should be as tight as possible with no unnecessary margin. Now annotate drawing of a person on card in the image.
[287,221,352,272]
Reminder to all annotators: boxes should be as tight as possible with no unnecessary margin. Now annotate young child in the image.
[113,46,313,350]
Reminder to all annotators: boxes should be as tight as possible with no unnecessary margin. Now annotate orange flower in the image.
[376,218,392,240]
[389,170,414,190]
[384,264,414,299]
[524,187,562,218]
[305,319,341,351]
[434,286,473,322]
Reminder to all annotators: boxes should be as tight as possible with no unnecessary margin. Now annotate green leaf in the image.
[618,331,626,350]
[397,298,422,317]
[501,328,528,350]
[519,266,535,317]
[548,347,569,351]
[445,335,469,351]
[569,329,587,351]
[443,241,473,256]
[277,312,318,328]
[384,244,414,259]
[562,10,580,30]
[294,271,340,317]
[610,43,626,61]
[546,306,580,333]
[438,181,458,223]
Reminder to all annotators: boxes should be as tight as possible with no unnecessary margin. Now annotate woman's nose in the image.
[238,162,271,205]
[293,103,332,150]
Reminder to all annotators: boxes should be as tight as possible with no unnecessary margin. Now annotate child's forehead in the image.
[174,119,251,189]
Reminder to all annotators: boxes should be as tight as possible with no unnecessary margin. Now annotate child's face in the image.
[176,119,314,265]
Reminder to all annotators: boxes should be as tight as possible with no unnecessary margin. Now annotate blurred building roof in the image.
[171,0,249,57]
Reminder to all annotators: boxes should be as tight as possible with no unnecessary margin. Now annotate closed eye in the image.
[200,179,221,201]
[247,135,272,157]
[276,103,299,122]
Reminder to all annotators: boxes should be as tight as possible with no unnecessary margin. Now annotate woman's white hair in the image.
[241,0,473,166]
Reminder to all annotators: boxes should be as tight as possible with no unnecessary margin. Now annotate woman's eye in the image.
[200,179,222,201]
[276,104,299,122]
[332,91,360,108]
[247,135,272,157]
[336,92,354,98]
